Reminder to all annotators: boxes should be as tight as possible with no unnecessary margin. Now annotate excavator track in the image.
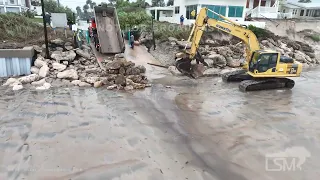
[239,78,295,91]
[221,69,251,82]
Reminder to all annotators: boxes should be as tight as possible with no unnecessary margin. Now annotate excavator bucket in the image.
[175,58,206,78]
[175,51,207,78]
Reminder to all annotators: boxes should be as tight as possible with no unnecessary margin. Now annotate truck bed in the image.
[94,6,125,54]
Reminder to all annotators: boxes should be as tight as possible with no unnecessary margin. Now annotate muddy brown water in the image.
[1,44,320,180]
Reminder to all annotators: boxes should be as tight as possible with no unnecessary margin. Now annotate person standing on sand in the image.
[180,15,184,26]
[130,33,135,49]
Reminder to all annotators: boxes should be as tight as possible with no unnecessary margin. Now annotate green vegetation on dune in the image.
[0,13,42,41]
[307,34,320,42]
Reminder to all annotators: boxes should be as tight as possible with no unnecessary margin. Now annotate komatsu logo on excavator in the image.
[216,24,231,33]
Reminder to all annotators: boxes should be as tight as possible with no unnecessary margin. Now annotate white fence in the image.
[158,16,266,29]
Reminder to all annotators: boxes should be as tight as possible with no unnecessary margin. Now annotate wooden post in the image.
[40,0,49,58]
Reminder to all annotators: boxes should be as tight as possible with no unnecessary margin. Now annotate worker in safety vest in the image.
[91,17,99,49]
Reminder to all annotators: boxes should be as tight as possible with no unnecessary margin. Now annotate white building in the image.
[146,0,266,28]
[279,0,320,19]
[245,0,280,19]
[0,0,27,13]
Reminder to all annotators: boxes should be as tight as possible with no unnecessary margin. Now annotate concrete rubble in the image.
[2,39,150,91]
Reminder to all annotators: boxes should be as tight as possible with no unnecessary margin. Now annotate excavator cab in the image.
[247,50,302,78]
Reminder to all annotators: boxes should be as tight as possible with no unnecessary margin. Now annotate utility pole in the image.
[41,0,50,58]
[57,0,60,7]
[151,16,156,50]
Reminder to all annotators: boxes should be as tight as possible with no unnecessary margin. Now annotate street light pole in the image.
[41,0,49,58]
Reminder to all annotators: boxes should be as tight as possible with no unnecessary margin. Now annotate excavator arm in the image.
[176,7,261,75]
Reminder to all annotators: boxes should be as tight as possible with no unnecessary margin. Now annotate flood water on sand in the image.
[0,66,320,179]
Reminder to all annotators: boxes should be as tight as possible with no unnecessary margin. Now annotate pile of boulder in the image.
[260,38,319,68]
[2,38,150,91]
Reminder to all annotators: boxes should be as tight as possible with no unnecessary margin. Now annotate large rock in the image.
[123,60,135,67]
[207,54,227,67]
[51,38,65,46]
[216,46,233,57]
[124,85,134,91]
[203,68,222,77]
[85,77,100,84]
[305,52,315,58]
[107,84,118,90]
[261,40,268,45]
[305,55,314,63]
[294,51,307,63]
[126,67,140,75]
[57,69,78,80]
[94,81,103,88]
[71,80,81,86]
[52,62,67,72]
[39,65,49,78]
[51,50,76,62]
[3,78,19,86]
[115,53,124,58]
[168,37,178,42]
[226,57,241,68]
[55,47,64,51]
[115,74,126,86]
[12,84,23,91]
[79,82,92,87]
[36,82,51,90]
[106,60,122,70]
[65,46,73,51]
[268,38,278,47]
[287,41,301,50]
[126,75,143,83]
[81,45,91,50]
[18,74,39,84]
[34,57,47,68]
[31,78,46,86]
[65,42,72,46]
[119,67,126,75]
[84,67,99,74]
[168,66,183,76]
[136,65,146,73]
[76,49,91,59]
[176,41,191,49]
[219,68,241,76]
[30,66,40,74]
[300,44,314,53]
[33,45,42,53]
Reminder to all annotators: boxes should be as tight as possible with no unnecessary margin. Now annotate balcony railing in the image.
[0,0,22,6]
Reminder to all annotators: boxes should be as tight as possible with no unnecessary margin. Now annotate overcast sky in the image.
[60,0,320,11]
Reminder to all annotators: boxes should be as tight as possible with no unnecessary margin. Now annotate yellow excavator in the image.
[176,7,303,91]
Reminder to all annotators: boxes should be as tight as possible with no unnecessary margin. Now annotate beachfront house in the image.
[279,0,320,19]
[0,0,28,13]
[245,0,280,18]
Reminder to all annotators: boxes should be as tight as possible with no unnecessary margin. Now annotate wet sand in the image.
[0,45,319,180]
